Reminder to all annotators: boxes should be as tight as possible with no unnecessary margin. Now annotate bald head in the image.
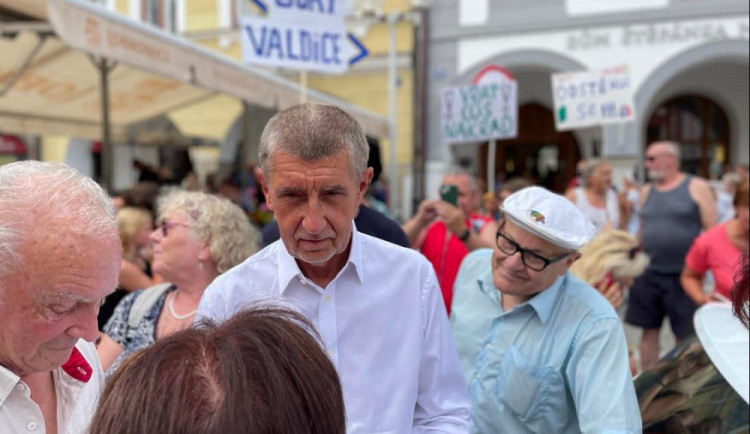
[0,161,119,277]
[645,141,681,181]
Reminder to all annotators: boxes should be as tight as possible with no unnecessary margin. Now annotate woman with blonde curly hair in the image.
[571,229,650,308]
[97,190,260,375]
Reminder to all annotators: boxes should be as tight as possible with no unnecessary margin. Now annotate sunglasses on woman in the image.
[157,219,192,237]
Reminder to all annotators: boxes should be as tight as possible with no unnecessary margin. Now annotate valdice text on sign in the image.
[245,25,342,65]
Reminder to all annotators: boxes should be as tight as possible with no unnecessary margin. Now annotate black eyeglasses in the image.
[495,228,572,272]
[157,219,191,237]
[624,245,642,260]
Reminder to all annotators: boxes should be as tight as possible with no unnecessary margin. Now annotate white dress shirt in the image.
[197,225,472,433]
[0,340,104,434]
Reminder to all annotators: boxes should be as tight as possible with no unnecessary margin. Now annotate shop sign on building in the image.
[241,0,368,74]
[551,65,635,131]
[441,80,517,144]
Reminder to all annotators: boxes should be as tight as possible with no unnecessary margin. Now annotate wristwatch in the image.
[458,227,471,242]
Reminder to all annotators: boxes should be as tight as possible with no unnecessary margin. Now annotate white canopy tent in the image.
[0,0,390,185]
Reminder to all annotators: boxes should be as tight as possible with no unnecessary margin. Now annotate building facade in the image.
[425,0,749,195]
[103,0,419,215]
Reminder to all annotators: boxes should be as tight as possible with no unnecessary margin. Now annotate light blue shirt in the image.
[451,249,641,434]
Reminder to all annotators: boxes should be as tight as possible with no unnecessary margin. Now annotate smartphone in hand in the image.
[440,184,458,206]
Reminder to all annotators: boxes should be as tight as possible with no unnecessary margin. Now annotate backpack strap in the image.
[127,283,174,332]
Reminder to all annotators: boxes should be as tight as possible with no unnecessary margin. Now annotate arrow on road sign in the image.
[347,33,368,66]
[250,0,268,13]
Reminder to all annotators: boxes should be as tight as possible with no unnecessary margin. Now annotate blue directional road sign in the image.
[242,0,368,74]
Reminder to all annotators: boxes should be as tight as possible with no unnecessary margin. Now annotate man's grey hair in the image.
[258,103,369,180]
[444,168,479,193]
[0,161,118,277]
[651,140,681,161]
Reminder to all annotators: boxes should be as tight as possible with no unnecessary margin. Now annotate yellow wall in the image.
[186,0,219,31]
[307,69,414,166]
[362,21,414,55]
[41,136,69,162]
[115,0,129,15]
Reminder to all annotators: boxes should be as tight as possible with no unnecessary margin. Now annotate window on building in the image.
[646,95,730,179]
[141,0,167,27]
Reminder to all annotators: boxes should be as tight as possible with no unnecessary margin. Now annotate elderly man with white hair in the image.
[451,186,641,433]
[0,161,121,434]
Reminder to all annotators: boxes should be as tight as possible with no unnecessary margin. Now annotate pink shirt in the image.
[685,222,743,299]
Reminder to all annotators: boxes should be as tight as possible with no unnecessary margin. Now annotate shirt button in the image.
[27,422,37,431]
[16,383,25,391]
[323,295,331,303]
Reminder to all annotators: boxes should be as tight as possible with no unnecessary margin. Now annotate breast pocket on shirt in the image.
[495,345,565,427]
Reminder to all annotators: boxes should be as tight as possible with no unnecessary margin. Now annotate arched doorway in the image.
[480,103,580,193]
[646,94,731,179]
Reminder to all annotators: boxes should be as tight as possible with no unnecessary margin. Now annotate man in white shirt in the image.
[197,103,472,433]
[0,161,121,434]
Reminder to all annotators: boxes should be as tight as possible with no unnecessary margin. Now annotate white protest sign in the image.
[442,80,518,144]
[551,65,636,131]
[242,0,367,74]
[267,0,345,25]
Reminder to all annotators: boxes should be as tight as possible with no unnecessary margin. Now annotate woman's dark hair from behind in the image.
[88,305,346,434]
[732,254,749,329]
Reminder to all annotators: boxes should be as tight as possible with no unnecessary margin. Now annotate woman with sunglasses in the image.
[97,189,260,375]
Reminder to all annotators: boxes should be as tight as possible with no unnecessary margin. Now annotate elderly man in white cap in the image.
[451,187,641,433]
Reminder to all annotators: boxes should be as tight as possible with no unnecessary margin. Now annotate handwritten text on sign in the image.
[442,82,518,144]
[551,65,635,131]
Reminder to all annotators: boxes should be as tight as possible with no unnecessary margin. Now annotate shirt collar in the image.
[0,364,20,408]
[0,345,92,408]
[276,221,364,294]
[526,274,566,324]
[478,267,566,324]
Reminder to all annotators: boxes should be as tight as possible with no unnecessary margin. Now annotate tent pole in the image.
[97,57,115,191]
[487,139,496,194]
[387,11,399,219]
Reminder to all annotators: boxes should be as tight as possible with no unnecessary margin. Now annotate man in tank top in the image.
[625,141,717,370]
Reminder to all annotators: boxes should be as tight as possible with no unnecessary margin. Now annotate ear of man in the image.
[358,167,374,199]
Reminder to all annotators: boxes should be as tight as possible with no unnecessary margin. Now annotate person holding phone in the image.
[402,170,498,314]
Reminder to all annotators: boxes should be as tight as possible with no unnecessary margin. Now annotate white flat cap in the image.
[501,186,596,250]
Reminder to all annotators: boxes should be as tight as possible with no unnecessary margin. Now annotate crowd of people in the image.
[0,102,748,433]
